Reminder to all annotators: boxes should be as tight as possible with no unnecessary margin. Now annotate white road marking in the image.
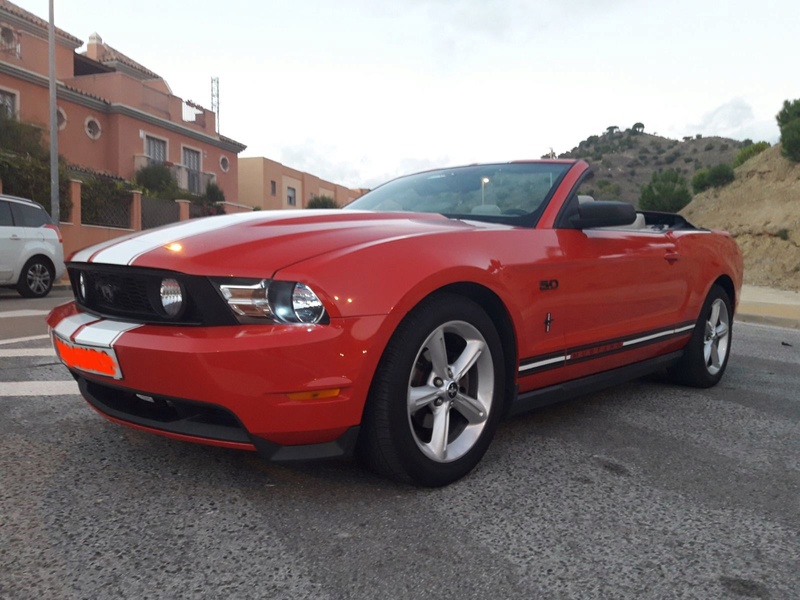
[0,348,55,357]
[0,310,50,319]
[0,380,79,397]
[0,334,50,345]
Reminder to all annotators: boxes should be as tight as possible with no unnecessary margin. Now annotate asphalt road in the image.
[1,295,798,600]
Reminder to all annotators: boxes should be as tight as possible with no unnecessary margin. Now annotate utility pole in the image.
[48,0,59,223]
[211,77,219,133]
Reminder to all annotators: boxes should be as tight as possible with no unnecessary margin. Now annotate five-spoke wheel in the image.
[668,284,733,387]
[359,293,504,486]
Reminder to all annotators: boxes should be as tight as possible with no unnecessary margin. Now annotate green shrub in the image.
[639,169,692,212]
[733,141,771,167]
[777,228,789,241]
[704,143,715,151]
[707,163,735,187]
[0,114,71,218]
[692,168,711,193]
[307,194,338,209]
[134,164,181,199]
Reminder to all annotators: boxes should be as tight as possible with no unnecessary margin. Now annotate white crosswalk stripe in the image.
[0,348,55,357]
[0,380,79,397]
[0,310,50,319]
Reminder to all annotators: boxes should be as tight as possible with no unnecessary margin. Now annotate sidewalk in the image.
[737,284,800,329]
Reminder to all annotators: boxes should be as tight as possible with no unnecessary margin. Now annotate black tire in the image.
[358,293,505,487]
[17,257,54,298]
[668,284,732,388]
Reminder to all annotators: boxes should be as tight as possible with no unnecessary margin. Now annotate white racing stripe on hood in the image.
[78,212,269,265]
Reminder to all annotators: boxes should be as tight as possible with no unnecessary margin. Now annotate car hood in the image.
[70,210,497,277]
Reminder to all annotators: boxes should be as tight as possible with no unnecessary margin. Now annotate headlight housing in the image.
[216,279,327,325]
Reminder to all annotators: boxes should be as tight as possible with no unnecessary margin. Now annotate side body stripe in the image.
[518,321,695,377]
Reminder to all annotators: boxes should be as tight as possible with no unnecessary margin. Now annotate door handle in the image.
[664,251,679,263]
[10,234,21,240]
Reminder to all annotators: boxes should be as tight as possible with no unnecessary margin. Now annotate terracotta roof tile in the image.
[0,0,82,45]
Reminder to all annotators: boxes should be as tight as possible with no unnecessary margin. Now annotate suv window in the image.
[9,202,51,227]
[0,200,12,226]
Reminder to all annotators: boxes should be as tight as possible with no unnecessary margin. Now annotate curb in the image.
[735,313,800,330]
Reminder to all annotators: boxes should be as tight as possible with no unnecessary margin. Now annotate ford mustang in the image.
[47,160,742,486]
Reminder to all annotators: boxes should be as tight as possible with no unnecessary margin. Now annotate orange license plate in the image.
[52,333,123,380]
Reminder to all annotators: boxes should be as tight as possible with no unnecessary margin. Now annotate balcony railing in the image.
[133,155,215,195]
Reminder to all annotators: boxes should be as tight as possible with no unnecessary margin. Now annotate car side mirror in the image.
[570,201,636,229]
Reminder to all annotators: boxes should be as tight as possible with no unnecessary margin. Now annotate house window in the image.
[84,117,101,140]
[182,147,202,194]
[0,89,16,117]
[219,155,230,172]
[270,180,277,196]
[0,25,20,58]
[287,187,296,206]
[57,107,67,131]
[146,135,167,163]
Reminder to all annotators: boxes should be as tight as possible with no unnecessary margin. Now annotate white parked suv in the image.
[0,194,66,297]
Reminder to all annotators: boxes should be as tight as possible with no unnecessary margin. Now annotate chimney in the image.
[86,32,103,60]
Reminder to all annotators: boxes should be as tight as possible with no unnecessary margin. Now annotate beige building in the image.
[239,157,367,210]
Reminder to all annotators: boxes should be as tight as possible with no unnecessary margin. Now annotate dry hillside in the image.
[681,145,800,291]
[560,130,742,205]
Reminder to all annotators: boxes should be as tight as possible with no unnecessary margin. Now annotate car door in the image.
[554,206,689,379]
[0,199,23,283]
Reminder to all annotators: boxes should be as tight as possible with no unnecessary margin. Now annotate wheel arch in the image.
[415,282,518,412]
[713,274,736,312]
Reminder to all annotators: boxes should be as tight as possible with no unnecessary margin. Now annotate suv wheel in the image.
[17,258,54,298]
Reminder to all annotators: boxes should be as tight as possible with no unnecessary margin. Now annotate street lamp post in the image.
[48,0,59,223]
[481,177,490,205]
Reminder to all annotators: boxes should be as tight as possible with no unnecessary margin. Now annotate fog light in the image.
[78,272,87,301]
[160,278,183,317]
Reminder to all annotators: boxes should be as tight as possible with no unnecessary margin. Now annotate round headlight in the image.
[78,272,87,301]
[159,278,183,317]
[291,283,325,324]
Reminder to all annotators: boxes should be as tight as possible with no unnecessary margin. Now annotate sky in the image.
[15,0,799,189]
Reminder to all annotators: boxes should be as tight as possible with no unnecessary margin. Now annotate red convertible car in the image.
[48,160,742,486]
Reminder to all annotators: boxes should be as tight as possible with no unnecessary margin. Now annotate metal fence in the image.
[189,203,206,219]
[142,196,180,230]
[81,193,131,229]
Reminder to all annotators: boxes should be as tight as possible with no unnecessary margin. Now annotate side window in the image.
[10,203,50,227]
[0,200,13,226]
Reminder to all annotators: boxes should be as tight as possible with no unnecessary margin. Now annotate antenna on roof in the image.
[211,76,219,133]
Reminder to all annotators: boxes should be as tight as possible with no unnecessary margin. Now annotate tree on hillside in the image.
[632,122,645,134]
[777,99,800,162]
[606,125,620,135]
[776,99,800,128]
[780,118,800,162]
[639,169,692,212]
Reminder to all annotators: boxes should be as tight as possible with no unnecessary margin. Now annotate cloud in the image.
[279,141,363,188]
[687,98,779,142]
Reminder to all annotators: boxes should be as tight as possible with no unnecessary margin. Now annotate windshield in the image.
[346,162,571,224]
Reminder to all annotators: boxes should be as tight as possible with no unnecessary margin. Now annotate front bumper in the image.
[48,301,387,454]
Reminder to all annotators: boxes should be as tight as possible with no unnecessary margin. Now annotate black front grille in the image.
[85,270,153,315]
[67,264,237,326]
